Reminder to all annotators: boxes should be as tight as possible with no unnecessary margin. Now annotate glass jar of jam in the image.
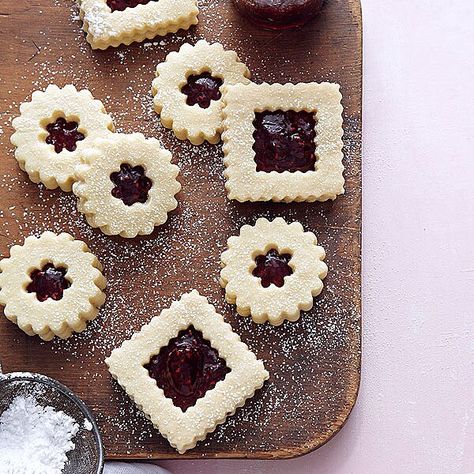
[233,0,325,30]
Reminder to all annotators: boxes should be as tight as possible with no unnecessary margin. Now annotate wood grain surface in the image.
[0,0,362,460]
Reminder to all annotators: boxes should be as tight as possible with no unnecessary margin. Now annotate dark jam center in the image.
[181,72,223,109]
[106,0,157,12]
[26,263,71,302]
[145,326,230,412]
[233,0,325,30]
[110,163,152,206]
[45,117,85,153]
[252,110,316,173]
[252,249,293,288]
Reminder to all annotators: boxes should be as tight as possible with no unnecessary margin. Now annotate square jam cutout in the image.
[252,110,317,173]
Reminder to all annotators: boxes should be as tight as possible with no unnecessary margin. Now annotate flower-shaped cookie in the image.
[11,84,114,191]
[106,290,269,453]
[73,133,181,238]
[79,0,199,50]
[0,232,106,341]
[222,82,344,202]
[220,217,328,325]
[152,40,251,145]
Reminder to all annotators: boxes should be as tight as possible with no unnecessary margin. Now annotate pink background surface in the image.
[155,1,474,472]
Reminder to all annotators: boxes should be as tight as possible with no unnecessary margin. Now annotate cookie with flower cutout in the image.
[0,232,106,341]
[73,133,181,238]
[106,290,269,454]
[11,84,114,192]
[220,217,328,325]
[221,81,344,202]
[152,40,251,145]
[79,0,199,50]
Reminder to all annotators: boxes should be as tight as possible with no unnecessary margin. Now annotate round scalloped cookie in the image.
[11,84,114,191]
[220,217,328,325]
[0,232,106,341]
[73,133,181,238]
[151,40,251,145]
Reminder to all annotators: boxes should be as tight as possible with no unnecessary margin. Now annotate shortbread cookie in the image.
[0,232,106,341]
[79,0,199,50]
[73,133,180,238]
[152,40,250,145]
[106,290,269,454]
[221,82,344,202]
[220,217,328,325]
[11,84,114,191]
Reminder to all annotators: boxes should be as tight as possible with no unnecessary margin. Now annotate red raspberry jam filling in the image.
[45,117,85,154]
[252,110,316,173]
[145,326,231,412]
[110,163,152,206]
[252,249,293,288]
[233,0,325,30]
[26,263,71,302]
[181,72,223,109]
[106,0,157,12]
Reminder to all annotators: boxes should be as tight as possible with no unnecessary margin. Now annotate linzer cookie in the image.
[11,84,114,191]
[222,82,344,202]
[73,133,181,238]
[0,232,106,341]
[78,0,199,49]
[152,40,250,145]
[106,290,269,453]
[220,217,328,325]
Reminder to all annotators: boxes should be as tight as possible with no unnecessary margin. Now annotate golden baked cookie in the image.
[152,40,250,145]
[0,232,106,341]
[222,82,344,202]
[220,217,328,325]
[106,290,269,453]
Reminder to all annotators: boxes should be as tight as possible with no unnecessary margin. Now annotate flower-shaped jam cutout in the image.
[110,163,153,206]
[181,72,223,109]
[252,249,293,288]
[45,117,85,154]
[220,218,328,325]
[252,110,316,173]
[145,326,230,412]
[106,0,157,12]
[26,263,71,302]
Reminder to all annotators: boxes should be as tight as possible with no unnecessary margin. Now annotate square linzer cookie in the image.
[221,82,344,203]
[78,0,199,49]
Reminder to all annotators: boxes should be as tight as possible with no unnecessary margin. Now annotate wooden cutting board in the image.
[0,0,361,460]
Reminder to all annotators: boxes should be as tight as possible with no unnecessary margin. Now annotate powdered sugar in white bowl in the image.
[0,372,104,474]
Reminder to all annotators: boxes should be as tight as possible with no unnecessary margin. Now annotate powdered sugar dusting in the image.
[0,0,361,458]
[0,395,79,473]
